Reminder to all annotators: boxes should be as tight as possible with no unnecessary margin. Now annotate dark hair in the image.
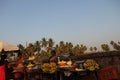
[0,53,7,65]
[51,50,56,56]
[1,53,7,60]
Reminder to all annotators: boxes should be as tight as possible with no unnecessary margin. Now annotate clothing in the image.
[0,65,6,80]
[49,56,58,63]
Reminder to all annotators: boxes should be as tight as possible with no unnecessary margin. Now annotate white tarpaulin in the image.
[0,42,19,52]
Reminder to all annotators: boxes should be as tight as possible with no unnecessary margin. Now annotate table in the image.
[58,66,87,80]
[14,64,99,80]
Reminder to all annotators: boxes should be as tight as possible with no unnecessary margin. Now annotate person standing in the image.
[0,53,7,80]
[49,50,58,80]
[49,50,58,63]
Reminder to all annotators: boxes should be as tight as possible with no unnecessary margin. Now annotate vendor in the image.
[0,53,7,80]
[49,50,58,63]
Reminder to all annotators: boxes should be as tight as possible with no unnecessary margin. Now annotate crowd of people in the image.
[0,50,25,80]
[0,50,77,80]
[0,50,57,80]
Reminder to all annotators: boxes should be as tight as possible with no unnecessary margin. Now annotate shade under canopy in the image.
[0,42,19,52]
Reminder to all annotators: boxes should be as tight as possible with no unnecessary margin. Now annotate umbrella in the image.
[0,42,19,52]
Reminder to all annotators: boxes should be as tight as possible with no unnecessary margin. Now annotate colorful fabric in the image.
[0,65,6,80]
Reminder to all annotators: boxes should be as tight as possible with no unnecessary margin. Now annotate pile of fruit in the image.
[26,62,34,71]
[83,59,99,71]
[27,63,34,68]
[41,62,57,73]
[58,60,67,66]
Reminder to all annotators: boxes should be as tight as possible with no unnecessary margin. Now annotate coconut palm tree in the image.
[101,44,110,52]
[48,38,54,48]
[65,42,69,53]
[118,41,120,44]
[89,46,97,52]
[89,47,93,52]
[26,43,35,57]
[113,43,120,51]
[110,41,114,45]
[17,44,27,58]
[110,41,120,50]
[94,47,97,52]
[34,41,41,54]
[68,42,73,52]
[18,44,25,53]
[79,44,87,54]
[41,38,47,48]
[73,44,80,55]
[59,41,65,54]
[55,44,60,55]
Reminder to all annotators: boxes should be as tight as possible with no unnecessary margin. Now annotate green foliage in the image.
[17,38,120,60]
[110,41,120,50]
[101,44,110,52]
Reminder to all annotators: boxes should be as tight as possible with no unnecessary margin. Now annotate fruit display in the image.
[26,62,35,71]
[66,60,72,66]
[27,62,34,68]
[58,60,67,66]
[41,62,57,73]
[83,59,99,71]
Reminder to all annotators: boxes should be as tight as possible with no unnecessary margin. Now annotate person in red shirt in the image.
[0,53,7,80]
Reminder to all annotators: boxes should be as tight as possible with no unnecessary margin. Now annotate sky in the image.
[0,0,120,50]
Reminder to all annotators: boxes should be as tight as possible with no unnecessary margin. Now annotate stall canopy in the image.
[0,42,19,52]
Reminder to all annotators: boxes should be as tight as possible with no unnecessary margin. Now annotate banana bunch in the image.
[41,62,57,73]
[58,60,67,66]
[27,62,34,68]
[41,63,50,73]
[49,62,57,73]
[83,59,99,71]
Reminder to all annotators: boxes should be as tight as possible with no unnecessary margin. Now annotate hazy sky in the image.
[0,0,120,50]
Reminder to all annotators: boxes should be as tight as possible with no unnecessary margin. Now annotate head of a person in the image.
[51,50,56,56]
[0,53,7,60]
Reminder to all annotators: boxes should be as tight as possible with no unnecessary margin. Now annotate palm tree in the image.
[17,44,25,53]
[113,43,120,51]
[55,44,60,55]
[17,44,26,58]
[110,41,114,45]
[101,44,110,52]
[34,41,41,54]
[48,38,54,48]
[68,42,73,52]
[26,43,35,57]
[59,41,65,54]
[110,41,120,50]
[89,47,93,52]
[41,38,47,48]
[79,44,87,54]
[94,47,97,52]
[118,41,120,44]
[73,44,80,55]
[65,42,69,53]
